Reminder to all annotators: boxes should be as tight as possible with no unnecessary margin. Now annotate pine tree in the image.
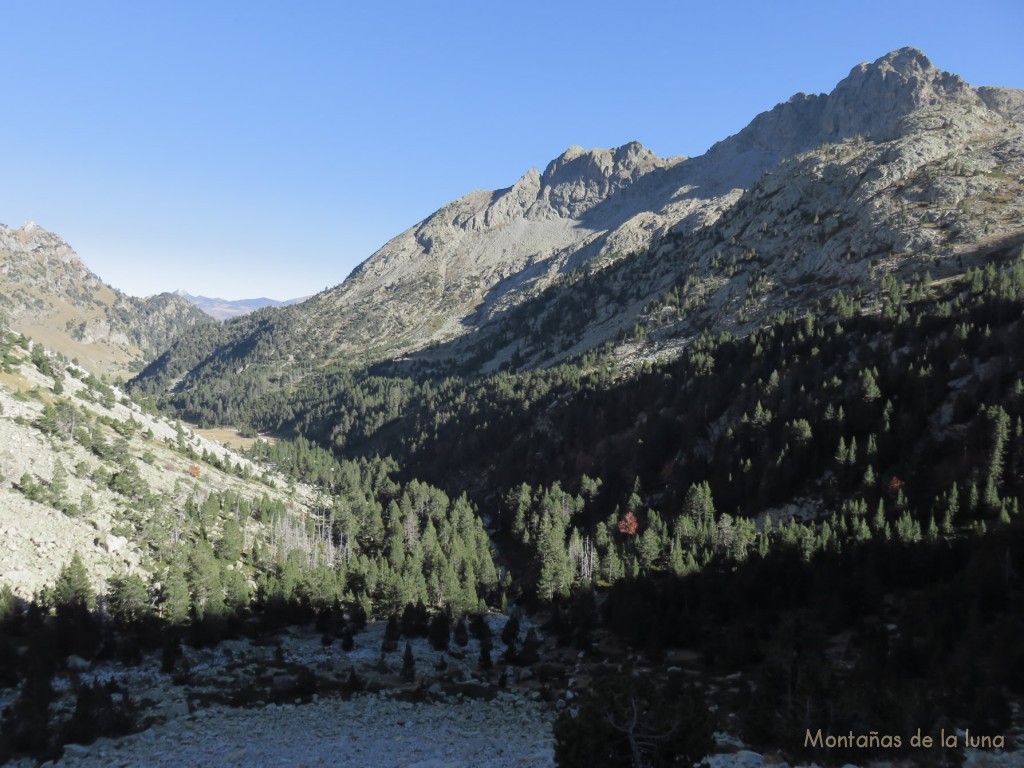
[835,437,848,465]
[860,369,881,402]
[454,617,469,647]
[508,483,533,542]
[636,527,661,572]
[18,472,40,502]
[984,406,1010,512]
[188,540,225,621]
[50,460,68,511]
[428,610,451,651]
[223,568,250,612]
[79,490,95,516]
[872,500,887,534]
[53,552,94,612]
[402,641,416,682]
[521,627,542,665]
[501,614,521,646]
[536,512,571,601]
[942,483,959,533]
[215,518,244,562]
[160,563,191,624]
[108,573,151,625]
[478,641,492,671]
[669,542,686,576]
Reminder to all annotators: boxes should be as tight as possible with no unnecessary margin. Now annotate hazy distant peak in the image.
[174,291,306,320]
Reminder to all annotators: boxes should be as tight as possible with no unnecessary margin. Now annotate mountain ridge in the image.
[5,48,1024,768]
[131,47,1024,425]
[0,222,213,377]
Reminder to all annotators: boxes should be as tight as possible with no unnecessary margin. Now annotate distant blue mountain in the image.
[174,290,308,320]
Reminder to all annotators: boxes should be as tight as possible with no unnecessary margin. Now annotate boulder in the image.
[104,533,128,553]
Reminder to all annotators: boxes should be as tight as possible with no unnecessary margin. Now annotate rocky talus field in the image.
[5,620,558,768]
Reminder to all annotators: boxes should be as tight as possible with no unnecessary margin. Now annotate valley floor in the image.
[6,615,1021,768]
[37,694,555,768]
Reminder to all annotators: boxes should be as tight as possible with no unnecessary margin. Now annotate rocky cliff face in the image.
[0,222,212,376]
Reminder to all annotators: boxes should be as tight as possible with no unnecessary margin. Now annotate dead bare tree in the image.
[607,696,676,768]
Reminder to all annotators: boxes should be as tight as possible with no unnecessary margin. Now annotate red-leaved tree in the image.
[618,511,639,536]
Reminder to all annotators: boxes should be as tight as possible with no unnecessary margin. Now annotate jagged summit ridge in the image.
[537,141,681,218]
[344,138,682,313]
[254,49,1022,362]
[133,48,1023,397]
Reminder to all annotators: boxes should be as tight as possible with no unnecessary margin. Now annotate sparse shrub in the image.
[402,641,416,682]
[454,617,469,647]
[554,673,713,768]
[62,681,138,747]
[428,610,450,651]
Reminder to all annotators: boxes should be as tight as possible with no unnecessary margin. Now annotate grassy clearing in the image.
[190,425,275,450]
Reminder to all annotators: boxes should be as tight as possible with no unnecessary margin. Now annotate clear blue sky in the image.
[2,0,1021,300]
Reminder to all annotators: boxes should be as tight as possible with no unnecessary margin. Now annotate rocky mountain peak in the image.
[702,48,983,186]
[541,141,664,184]
[864,46,937,78]
[822,46,972,141]
[539,140,678,217]
[1,221,87,273]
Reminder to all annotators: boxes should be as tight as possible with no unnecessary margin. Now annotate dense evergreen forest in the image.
[7,248,1024,765]
[125,249,1024,764]
[0,449,503,761]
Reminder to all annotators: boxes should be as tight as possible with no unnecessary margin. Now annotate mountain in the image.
[5,48,1024,768]
[174,290,308,320]
[320,46,1023,366]
[0,222,213,377]
[132,47,1024,426]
